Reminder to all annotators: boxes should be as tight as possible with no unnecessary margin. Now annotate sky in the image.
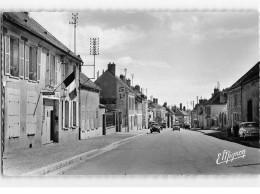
[30,11,259,109]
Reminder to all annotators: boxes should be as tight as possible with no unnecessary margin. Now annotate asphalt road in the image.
[58,128,260,175]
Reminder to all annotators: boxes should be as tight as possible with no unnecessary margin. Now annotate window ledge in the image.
[8,75,20,80]
[27,134,35,136]
[9,136,19,139]
[63,127,69,131]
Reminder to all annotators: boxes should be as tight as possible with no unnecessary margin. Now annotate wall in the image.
[80,89,103,139]
[241,78,259,123]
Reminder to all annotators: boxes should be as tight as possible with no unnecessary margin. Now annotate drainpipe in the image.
[78,60,83,140]
[240,83,243,122]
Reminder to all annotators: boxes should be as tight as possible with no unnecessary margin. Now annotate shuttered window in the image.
[26,91,37,135]
[4,34,10,75]
[7,88,20,138]
[50,54,56,86]
[19,40,24,78]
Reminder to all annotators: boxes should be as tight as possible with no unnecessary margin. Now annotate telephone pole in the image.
[69,13,78,54]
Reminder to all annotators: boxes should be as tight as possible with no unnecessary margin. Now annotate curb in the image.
[21,133,145,176]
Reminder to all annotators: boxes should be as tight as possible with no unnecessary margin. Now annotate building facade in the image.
[80,73,105,139]
[227,62,259,127]
[1,12,82,152]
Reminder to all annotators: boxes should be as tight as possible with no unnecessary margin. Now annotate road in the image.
[58,128,260,175]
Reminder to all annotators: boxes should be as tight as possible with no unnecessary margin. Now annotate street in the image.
[57,128,260,175]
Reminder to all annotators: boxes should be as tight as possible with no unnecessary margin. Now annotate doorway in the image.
[42,106,54,144]
[247,100,253,122]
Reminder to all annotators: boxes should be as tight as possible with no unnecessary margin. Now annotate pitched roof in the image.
[228,62,259,91]
[80,73,101,91]
[3,12,82,62]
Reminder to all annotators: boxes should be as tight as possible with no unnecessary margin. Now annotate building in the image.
[227,62,259,127]
[203,88,228,130]
[1,12,82,151]
[95,62,146,133]
[80,73,105,139]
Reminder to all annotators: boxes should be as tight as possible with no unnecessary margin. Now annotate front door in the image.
[42,106,53,144]
[247,100,253,122]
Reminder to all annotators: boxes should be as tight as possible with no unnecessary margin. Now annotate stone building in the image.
[95,63,146,133]
[1,12,82,151]
[227,62,259,126]
[203,88,228,130]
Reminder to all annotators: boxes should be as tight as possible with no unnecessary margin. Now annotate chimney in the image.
[180,103,182,110]
[134,85,140,92]
[183,106,186,111]
[126,79,131,87]
[120,74,126,83]
[97,71,99,79]
[153,98,156,103]
[108,62,116,76]
[214,88,219,94]
[156,99,158,104]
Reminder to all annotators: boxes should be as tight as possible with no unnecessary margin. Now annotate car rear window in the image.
[244,123,259,127]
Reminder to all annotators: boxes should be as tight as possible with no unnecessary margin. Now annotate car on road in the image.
[150,123,161,133]
[160,122,166,129]
[173,124,180,131]
[184,124,190,129]
[238,122,259,140]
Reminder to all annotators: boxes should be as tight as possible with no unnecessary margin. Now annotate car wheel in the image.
[151,131,153,133]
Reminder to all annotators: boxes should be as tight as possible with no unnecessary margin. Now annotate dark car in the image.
[184,124,190,129]
[150,123,161,133]
[173,124,180,131]
[160,122,166,129]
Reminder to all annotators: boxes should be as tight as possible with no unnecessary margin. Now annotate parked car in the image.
[160,122,166,129]
[238,122,259,140]
[150,123,161,133]
[148,121,156,129]
[184,124,190,129]
[173,124,180,131]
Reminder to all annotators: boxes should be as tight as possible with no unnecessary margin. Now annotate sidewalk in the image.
[196,129,259,148]
[3,130,149,176]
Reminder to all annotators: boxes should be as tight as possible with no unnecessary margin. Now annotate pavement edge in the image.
[21,133,145,176]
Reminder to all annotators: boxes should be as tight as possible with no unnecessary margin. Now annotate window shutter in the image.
[55,58,58,85]
[24,43,29,79]
[76,102,79,126]
[5,34,10,75]
[37,47,41,82]
[69,101,72,127]
[19,40,24,78]
[62,100,65,128]
[7,88,20,138]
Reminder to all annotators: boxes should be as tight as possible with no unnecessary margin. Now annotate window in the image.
[65,101,69,128]
[10,36,19,77]
[50,54,56,86]
[29,46,37,81]
[19,39,24,78]
[73,101,76,126]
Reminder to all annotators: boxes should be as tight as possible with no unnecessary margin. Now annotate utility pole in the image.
[69,13,78,54]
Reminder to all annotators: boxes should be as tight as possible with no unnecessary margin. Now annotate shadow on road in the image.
[187,128,259,149]
[204,131,259,149]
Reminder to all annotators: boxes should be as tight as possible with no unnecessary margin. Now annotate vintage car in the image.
[238,122,259,139]
[150,123,161,133]
[160,122,166,129]
[173,124,180,131]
